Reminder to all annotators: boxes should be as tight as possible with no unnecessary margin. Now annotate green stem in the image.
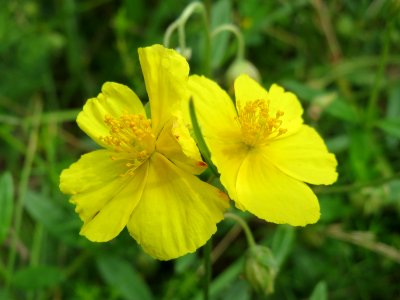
[212,24,245,61]
[6,100,42,290]
[163,19,180,48]
[163,1,207,49]
[163,1,211,75]
[203,239,212,300]
[0,258,7,281]
[224,213,256,248]
[366,20,393,126]
[30,224,44,267]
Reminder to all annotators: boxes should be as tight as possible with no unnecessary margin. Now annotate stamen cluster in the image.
[101,113,156,175]
[237,99,287,147]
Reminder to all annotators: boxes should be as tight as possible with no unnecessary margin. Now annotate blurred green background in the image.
[1,0,400,299]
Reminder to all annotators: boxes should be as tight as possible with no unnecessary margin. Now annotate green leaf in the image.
[0,290,13,300]
[193,257,244,300]
[325,96,359,123]
[0,172,13,244]
[24,190,84,246]
[282,80,322,101]
[174,253,198,274]
[96,255,153,300]
[188,98,219,176]
[375,118,400,139]
[270,225,295,268]
[12,265,64,290]
[309,281,328,300]
[211,0,232,69]
[282,80,359,123]
[222,280,251,300]
[349,130,372,181]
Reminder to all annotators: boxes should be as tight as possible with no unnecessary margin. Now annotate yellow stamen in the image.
[237,99,287,147]
[101,113,155,175]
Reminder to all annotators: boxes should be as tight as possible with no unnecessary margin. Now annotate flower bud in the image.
[226,59,261,87]
[243,245,278,295]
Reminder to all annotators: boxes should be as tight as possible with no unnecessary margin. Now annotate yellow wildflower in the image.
[59,45,229,260]
[189,74,338,226]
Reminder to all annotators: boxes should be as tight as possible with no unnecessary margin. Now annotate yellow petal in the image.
[59,150,127,195]
[77,82,145,148]
[79,162,149,242]
[263,125,338,185]
[69,174,129,224]
[127,153,229,260]
[267,83,304,137]
[234,75,303,137]
[234,74,268,106]
[156,116,207,175]
[138,45,189,136]
[206,140,248,201]
[236,148,320,226]
[188,75,240,141]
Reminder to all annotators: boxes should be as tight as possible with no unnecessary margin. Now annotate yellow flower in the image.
[59,45,229,260]
[189,74,338,226]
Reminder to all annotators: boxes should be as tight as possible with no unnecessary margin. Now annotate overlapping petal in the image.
[79,162,148,242]
[207,141,248,201]
[127,153,229,260]
[236,148,320,226]
[189,75,240,141]
[263,125,338,185]
[156,116,207,175]
[77,82,145,148]
[60,149,147,241]
[59,149,127,195]
[138,45,189,136]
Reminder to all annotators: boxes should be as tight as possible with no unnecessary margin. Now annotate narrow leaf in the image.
[211,0,232,69]
[376,118,400,139]
[24,190,84,246]
[188,98,219,176]
[96,255,153,300]
[0,172,13,244]
[309,281,328,300]
[271,225,295,268]
[12,265,64,290]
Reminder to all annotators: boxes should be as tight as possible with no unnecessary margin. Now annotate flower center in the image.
[101,113,155,175]
[237,99,287,147]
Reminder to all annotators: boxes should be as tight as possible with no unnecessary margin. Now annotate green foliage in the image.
[1,0,400,299]
[12,265,64,290]
[0,172,13,244]
[96,255,153,300]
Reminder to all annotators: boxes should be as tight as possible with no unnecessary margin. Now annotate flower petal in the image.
[207,141,249,201]
[234,75,303,137]
[234,74,268,106]
[263,125,338,185]
[79,162,149,242]
[138,45,189,136]
[156,116,207,175]
[127,153,229,260]
[59,149,127,195]
[236,148,320,226]
[77,82,145,148]
[267,83,304,137]
[188,75,240,141]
